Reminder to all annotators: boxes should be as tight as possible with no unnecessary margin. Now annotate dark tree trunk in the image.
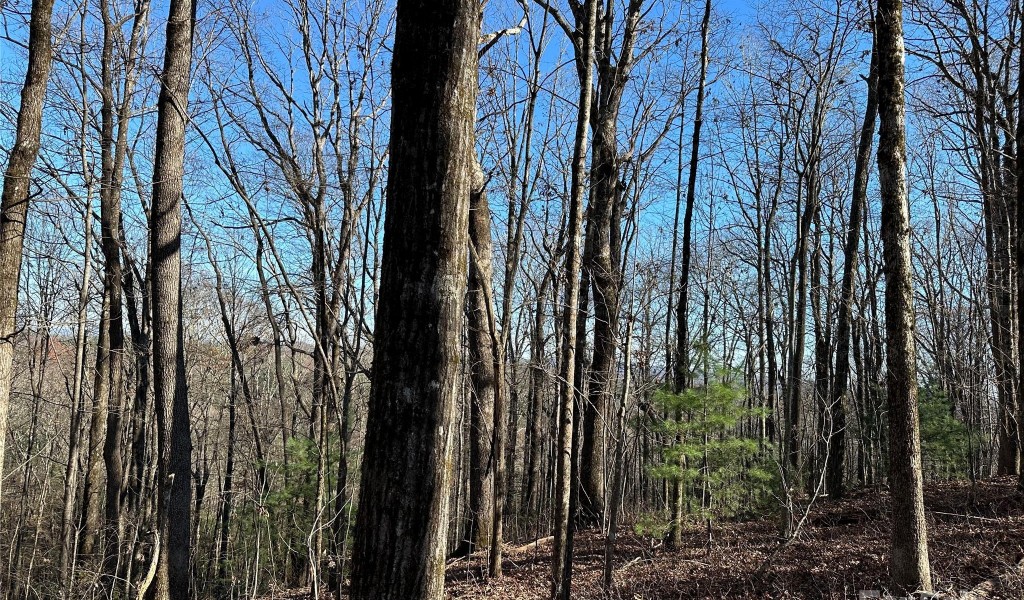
[1017,0,1024,493]
[149,0,197,596]
[0,0,56,506]
[525,272,550,525]
[348,0,478,597]
[578,0,643,527]
[461,163,497,559]
[669,0,710,550]
[828,38,878,500]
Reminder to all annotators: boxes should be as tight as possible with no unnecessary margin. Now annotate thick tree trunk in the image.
[149,0,197,596]
[875,0,933,593]
[348,0,478,597]
[0,0,56,506]
[578,0,644,523]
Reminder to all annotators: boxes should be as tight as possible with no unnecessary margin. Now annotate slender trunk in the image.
[462,163,496,559]
[603,319,632,593]
[217,363,237,581]
[669,0,710,550]
[60,189,93,593]
[525,274,550,523]
[97,0,131,583]
[551,2,597,598]
[81,289,111,558]
[463,163,509,577]
[829,39,878,499]
[1017,0,1024,493]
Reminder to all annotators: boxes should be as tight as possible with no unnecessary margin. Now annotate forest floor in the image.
[445,477,1024,599]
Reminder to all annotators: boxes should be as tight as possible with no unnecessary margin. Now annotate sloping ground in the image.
[447,478,1024,599]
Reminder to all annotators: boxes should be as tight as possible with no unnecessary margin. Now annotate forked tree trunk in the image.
[875,0,933,593]
[578,0,644,528]
[828,38,878,500]
[348,0,478,597]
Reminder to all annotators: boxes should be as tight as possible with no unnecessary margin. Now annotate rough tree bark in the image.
[875,0,933,593]
[461,162,497,560]
[348,0,478,597]
[86,1,134,585]
[0,0,56,506]
[578,0,644,528]
[1017,0,1024,493]
[465,159,509,576]
[149,0,197,596]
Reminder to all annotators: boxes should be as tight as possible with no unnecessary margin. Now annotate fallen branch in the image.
[509,535,554,555]
[958,558,1024,599]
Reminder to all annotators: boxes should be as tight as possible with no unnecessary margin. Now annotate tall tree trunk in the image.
[875,0,933,592]
[462,163,496,559]
[668,0,710,550]
[0,0,56,507]
[97,0,133,582]
[829,38,878,499]
[551,2,597,598]
[60,189,93,593]
[603,318,632,592]
[150,0,197,596]
[578,0,643,528]
[348,0,478,596]
[525,273,550,525]
[1017,0,1024,493]
[217,362,237,581]
[80,289,111,558]
[464,160,508,576]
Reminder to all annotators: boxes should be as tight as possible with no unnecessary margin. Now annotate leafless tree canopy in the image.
[1,0,1023,598]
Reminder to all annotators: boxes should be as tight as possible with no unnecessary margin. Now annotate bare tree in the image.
[875,0,933,593]
[149,0,198,596]
[669,0,711,549]
[348,0,479,597]
[0,0,56,505]
[828,18,878,500]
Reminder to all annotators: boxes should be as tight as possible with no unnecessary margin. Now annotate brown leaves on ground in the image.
[447,478,1024,599]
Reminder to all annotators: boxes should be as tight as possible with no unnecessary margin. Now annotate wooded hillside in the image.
[0,0,1022,598]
